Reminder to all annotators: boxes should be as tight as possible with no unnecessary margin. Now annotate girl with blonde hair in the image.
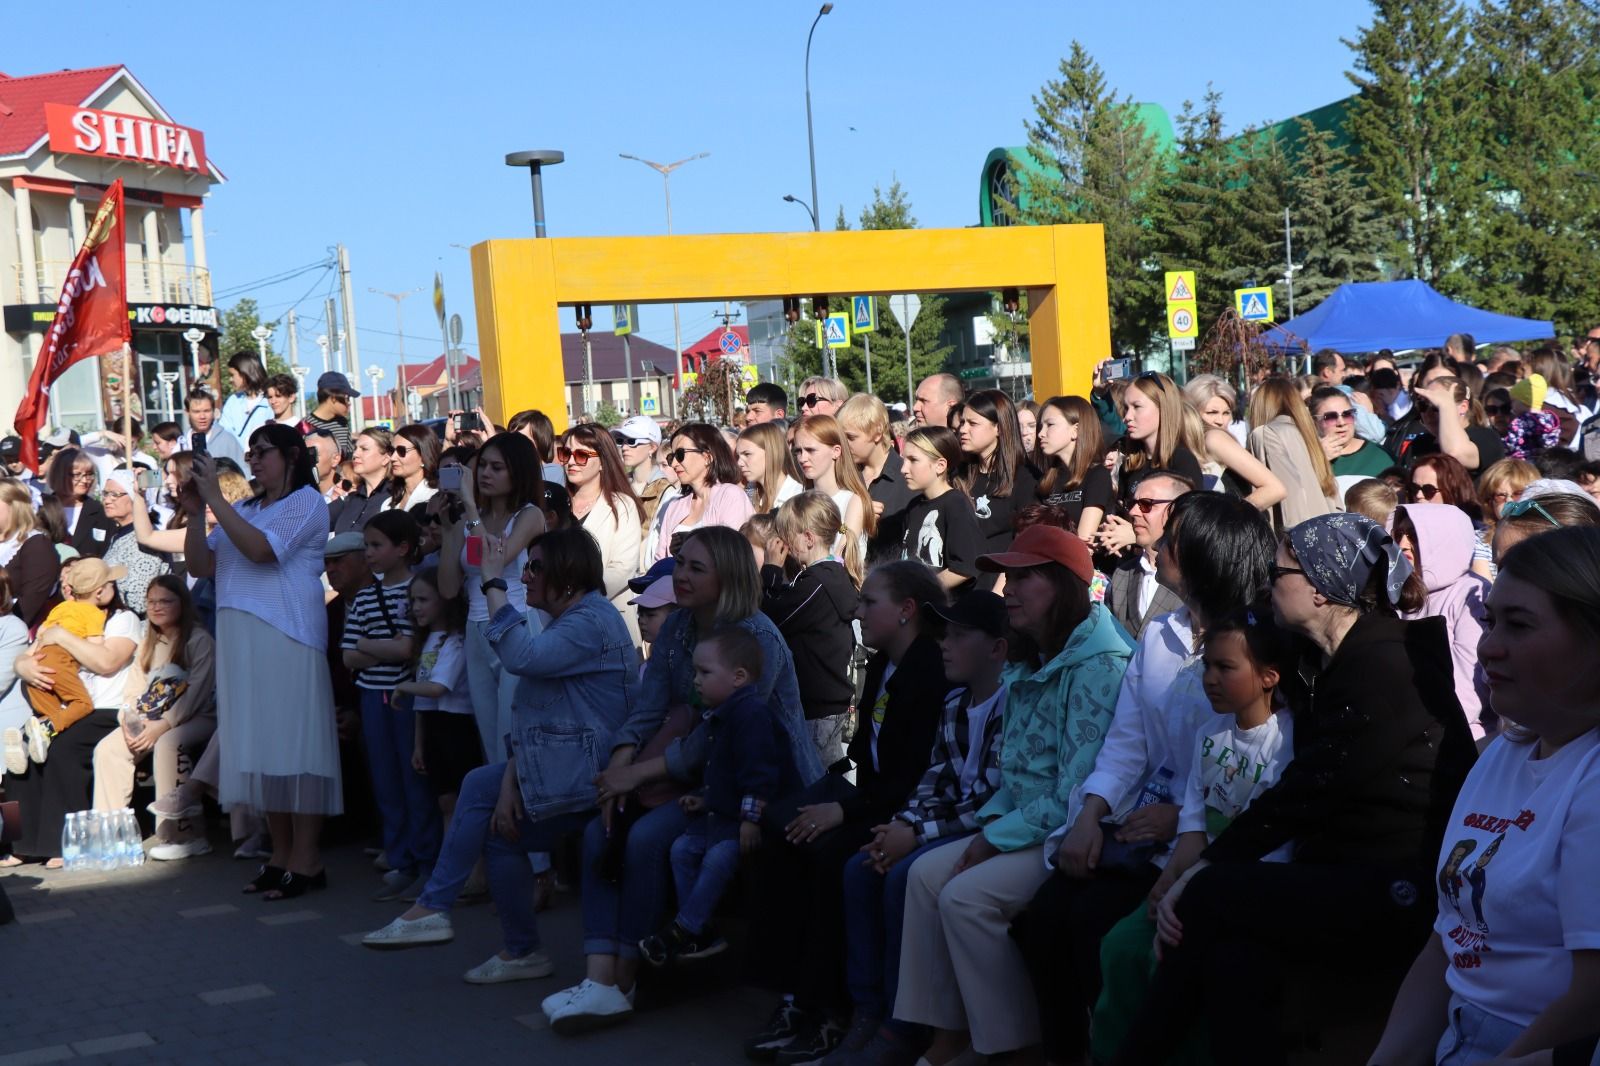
[1246,376,1339,532]
[791,414,877,547]
[736,422,803,514]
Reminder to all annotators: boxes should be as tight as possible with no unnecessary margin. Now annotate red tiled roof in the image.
[395,353,479,391]
[0,66,123,156]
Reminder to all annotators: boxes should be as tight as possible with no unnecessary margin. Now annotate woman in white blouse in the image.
[384,424,441,514]
[558,424,644,645]
[184,423,339,901]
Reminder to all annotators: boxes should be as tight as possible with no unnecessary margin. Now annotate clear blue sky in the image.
[10,0,1377,382]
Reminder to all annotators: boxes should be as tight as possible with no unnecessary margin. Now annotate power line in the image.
[212,258,335,301]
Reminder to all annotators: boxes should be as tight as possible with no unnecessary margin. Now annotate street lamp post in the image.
[290,364,309,418]
[620,151,710,386]
[782,194,818,230]
[804,3,834,234]
[250,325,272,360]
[365,365,386,423]
[505,150,565,238]
[369,287,421,365]
[181,327,205,385]
[315,334,330,374]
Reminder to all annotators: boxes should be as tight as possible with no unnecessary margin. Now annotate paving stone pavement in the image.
[1,836,775,1066]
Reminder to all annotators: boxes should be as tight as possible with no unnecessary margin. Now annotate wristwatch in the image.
[480,578,508,595]
[463,518,481,533]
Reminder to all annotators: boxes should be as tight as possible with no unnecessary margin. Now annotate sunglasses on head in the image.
[668,446,705,465]
[1410,483,1442,500]
[1130,496,1174,514]
[1500,497,1560,527]
[1317,408,1355,425]
[557,446,598,466]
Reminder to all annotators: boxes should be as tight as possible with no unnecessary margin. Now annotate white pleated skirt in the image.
[215,608,344,816]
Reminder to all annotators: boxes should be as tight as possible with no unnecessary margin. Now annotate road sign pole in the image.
[864,333,872,395]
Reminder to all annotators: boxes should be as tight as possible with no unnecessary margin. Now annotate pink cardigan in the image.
[652,482,754,560]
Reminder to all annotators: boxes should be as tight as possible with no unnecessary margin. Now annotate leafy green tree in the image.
[1011,41,1166,353]
[1284,119,1388,307]
[216,298,290,397]
[1342,0,1485,287]
[592,401,622,428]
[1461,0,1600,331]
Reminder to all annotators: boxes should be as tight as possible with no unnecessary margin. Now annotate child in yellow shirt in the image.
[21,558,126,763]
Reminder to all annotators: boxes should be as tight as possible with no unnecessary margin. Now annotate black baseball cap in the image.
[317,371,360,397]
[628,556,676,594]
[925,591,1007,638]
[0,436,20,461]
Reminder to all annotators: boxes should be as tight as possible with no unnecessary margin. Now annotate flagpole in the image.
[122,345,133,473]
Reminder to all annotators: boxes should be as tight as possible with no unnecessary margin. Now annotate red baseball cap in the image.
[977,524,1094,584]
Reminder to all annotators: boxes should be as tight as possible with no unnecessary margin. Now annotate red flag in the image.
[11,180,131,472]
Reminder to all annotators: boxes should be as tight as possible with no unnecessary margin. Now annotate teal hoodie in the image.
[977,602,1134,852]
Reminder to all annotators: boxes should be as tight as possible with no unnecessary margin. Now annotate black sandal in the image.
[243,864,285,895]
[261,869,327,901]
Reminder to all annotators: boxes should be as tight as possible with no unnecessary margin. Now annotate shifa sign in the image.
[45,103,208,173]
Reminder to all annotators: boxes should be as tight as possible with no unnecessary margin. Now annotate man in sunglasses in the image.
[745,383,788,426]
[1101,472,1190,640]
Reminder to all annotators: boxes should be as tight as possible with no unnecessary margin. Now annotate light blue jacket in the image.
[485,590,639,821]
[613,608,824,787]
[977,602,1134,852]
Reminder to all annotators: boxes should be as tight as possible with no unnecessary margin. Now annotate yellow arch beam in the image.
[470,223,1109,431]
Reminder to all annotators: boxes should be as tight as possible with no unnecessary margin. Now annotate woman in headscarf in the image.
[1109,513,1478,1066]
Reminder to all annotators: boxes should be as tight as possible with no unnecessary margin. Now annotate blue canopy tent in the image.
[1259,280,1556,354]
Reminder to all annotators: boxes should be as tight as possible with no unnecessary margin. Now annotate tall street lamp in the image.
[505,150,565,238]
[369,287,421,365]
[804,3,834,233]
[783,194,818,230]
[620,151,710,378]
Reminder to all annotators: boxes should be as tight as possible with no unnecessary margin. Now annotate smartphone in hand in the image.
[455,411,483,433]
[438,464,462,493]
[190,432,208,455]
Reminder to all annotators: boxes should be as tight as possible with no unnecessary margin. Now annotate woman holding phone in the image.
[437,432,546,759]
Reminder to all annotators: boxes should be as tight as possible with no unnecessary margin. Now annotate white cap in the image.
[614,415,662,445]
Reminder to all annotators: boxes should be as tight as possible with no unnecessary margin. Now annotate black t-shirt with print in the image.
[902,490,982,581]
[970,464,1039,591]
[1040,463,1115,530]
[868,448,919,563]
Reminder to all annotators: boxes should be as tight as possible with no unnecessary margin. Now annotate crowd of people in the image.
[4,328,1600,1065]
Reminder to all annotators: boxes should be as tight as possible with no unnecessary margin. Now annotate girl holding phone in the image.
[437,432,546,760]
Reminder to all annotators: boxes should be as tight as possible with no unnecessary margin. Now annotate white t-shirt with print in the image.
[1433,729,1600,1027]
[414,631,474,715]
[1178,711,1295,862]
[84,610,143,709]
[957,683,1006,796]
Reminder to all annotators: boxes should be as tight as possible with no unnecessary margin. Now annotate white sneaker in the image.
[147,786,203,821]
[361,912,454,949]
[548,979,635,1035]
[463,950,555,984]
[22,716,51,765]
[148,839,214,861]
[2,727,25,776]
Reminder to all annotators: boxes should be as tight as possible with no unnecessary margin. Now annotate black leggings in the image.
[7,708,119,858]
[1109,860,1432,1066]
[1009,864,1160,1062]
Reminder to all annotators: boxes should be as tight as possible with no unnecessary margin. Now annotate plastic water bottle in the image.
[60,812,85,871]
[94,811,119,871]
[1133,767,1176,810]
[119,809,144,867]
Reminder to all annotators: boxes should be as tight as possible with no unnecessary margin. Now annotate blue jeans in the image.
[361,688,440,876]
[580,801,690,960]
[416,761,589,957]
[1435,995,1525,1065]
[670,820,741,935]
[842,834,969,1020]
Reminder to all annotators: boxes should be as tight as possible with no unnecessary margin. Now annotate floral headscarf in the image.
[1286,513,1412,608]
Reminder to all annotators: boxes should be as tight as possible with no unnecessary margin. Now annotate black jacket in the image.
[838,633,951,826]
[761,560,859,721]
[329,479,391,535]
[1205,612,1477,876]
[69,496,120,559]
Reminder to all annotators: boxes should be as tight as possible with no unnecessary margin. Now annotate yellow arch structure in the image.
[469,223,1109,431]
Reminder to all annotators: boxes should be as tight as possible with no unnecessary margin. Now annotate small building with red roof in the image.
[1,64,224,435]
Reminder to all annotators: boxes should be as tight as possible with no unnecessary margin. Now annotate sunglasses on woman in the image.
[800,393,826,408]
[1318,408,1355,425]
[392,443,412,458]
[1410,483,1442,501]
[667,446,705,465]
[1484,404,1511,416]
[556,446,598,466]
[611,433,650,449]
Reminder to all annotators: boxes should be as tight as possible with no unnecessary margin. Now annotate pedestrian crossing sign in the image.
[852,295,876,333]
[825,313,851,349]
[1234,286,1274,323]
[1166,271,1196,303]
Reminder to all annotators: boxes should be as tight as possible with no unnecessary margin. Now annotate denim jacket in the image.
[613,608,824,787]
[485,589,639,821]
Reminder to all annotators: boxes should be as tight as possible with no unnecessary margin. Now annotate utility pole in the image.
[286,308,299,368]
[338,245,361,384]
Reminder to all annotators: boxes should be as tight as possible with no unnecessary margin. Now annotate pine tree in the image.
[1342,0,1485,287]
[1012,41,1166,354]
[1152,89,1240,327]
[1462,0,1600,332]
[1285,119,1387,307]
